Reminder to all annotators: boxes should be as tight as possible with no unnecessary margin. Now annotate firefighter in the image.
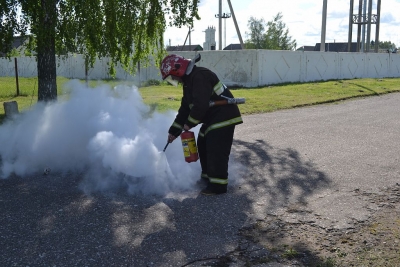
[160,53,243,195]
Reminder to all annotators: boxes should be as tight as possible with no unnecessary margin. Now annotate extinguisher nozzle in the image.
[163,142,169,152]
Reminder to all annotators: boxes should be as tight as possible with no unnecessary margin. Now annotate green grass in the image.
[139,78,400,115]
[0,77,137,122]
[232,78,400,114]
[0,77,63,122]
[1,77,400,124]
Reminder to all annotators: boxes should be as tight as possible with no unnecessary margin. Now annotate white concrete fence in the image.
[1,50,400,87]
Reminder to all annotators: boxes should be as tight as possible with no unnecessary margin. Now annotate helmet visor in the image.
[165,75,179,87]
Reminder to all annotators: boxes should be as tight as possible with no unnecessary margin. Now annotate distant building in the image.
[167,25,243,51]
[0,35,29,57]
[296,46,315,52]
[166,45,203,52]
[314,42,360,52]
[223,44,242,50]
[203,26,216,50]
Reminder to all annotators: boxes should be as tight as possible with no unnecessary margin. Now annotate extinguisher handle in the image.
[183,124,191,132]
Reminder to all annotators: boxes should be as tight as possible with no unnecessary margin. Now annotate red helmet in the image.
[160,54,191,80]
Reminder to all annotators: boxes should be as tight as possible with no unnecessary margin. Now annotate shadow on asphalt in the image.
[232,139,331,207]
[222,139,334,266]
[0,139,332,266]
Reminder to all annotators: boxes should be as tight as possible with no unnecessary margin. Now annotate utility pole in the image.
[215,0,244,50]
[189,27,194,46]
[320,0,327,52]
[227,0,244,49]
[375,0,381,53]
[215,12,231,50]
[348,0,380,53]
[218,0,222,50]
[222,13,231,48]
[361,0,367,52]
[366,0,372,52]
[348,0,354,52]
[357,0,363,51]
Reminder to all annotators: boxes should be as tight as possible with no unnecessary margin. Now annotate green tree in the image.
[7,48,20,57]
[244,13,296,51]
[265,12,296,50]
[245,16,266,49]
[378,40,395,50]
[0,0,199,101]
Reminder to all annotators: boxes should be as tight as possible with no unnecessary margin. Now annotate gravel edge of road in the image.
[196,183,400,267]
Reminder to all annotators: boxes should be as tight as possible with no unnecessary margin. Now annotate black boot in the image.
[201,183,227,195]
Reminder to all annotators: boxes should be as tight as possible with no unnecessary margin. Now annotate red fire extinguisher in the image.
[180,131,199,163]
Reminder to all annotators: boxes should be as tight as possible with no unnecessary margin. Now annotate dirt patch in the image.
[206,183,400,267]
[238,183,400,267]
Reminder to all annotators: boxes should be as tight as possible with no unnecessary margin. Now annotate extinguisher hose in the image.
[209,97,246,107]
[164,129,185,152]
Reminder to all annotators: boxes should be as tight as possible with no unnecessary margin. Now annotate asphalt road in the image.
[1,92,399,266]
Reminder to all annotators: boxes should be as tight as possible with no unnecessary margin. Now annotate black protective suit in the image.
[168,65,243,187]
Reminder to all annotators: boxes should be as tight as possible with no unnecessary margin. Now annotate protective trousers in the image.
[197,125,235,185]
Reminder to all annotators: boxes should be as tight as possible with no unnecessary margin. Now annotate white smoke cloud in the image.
[0,80,243,196]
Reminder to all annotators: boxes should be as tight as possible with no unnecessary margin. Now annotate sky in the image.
[164,0,400,49]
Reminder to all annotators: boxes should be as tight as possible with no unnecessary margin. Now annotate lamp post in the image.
[216,0,222,50]
[215,0,244,50]
[215,13,231,49]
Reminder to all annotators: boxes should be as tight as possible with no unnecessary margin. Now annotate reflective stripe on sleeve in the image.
[213,81,226,95]
[188,115,200,125]
[172,122,183,130]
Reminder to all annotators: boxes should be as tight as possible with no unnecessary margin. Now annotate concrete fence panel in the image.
[171,50,259,87]
[258,50,303,86]
[58,56,85,79]
[0,58,16,77]
[19,57,37,77]
[390,54,400,77]
[339,53,366,79]
[366,53,390,79]
[305,52,339,82]
[1,51,400,87]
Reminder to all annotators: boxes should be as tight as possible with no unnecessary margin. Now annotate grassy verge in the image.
[1,77,400,124]
[0,77,133,123]
[129,78,400,115]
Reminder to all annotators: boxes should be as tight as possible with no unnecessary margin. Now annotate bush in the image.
[141,79,161,87]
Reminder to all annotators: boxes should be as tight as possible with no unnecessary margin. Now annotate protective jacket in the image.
[168,66,243,137]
